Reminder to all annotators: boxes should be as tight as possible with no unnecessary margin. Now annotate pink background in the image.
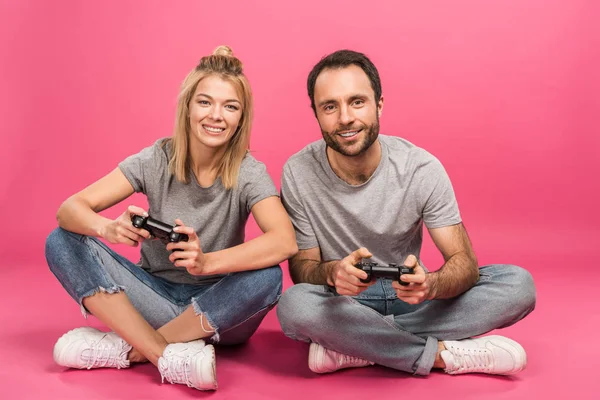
[1,1,599,399]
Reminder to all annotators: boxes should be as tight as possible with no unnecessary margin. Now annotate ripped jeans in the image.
[45,228,282,345]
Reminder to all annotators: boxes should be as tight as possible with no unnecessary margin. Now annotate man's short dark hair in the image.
[307,50,382,113]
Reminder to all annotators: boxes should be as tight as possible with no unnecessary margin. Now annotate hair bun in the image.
[196,45,243,74]
[213,45,234,57]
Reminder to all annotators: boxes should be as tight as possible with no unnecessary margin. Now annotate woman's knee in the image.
[260,264,283,294]
[242,265,283,306]
[45,228,82,272]
[46,227,70,256]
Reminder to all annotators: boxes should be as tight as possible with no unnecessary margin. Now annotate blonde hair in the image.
[167,45,253,189]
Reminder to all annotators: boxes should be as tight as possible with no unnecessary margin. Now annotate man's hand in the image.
[328,247,376,296]
[392,255,434,304]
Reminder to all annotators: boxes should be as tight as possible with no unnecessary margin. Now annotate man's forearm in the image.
[290,258,339,285]
[427,251,479,299]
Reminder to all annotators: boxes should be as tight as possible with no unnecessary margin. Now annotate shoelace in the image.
[446,346,493,373]
[160,352,193,388]
[84,337,128,369]
[338,353,368,367]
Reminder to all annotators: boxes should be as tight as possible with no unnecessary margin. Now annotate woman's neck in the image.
[188,139,226,187]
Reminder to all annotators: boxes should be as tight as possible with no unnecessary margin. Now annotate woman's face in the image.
[188,75,243,150]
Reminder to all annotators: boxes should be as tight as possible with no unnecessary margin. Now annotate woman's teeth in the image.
[204,126,225,133]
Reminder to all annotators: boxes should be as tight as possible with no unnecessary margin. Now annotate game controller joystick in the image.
[355,261,415,286]
[131,215,189,244]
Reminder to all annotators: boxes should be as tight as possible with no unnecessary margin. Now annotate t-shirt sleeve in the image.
[281,162,319,250]
[240,156,279,213]
[418,157,462,229]
[118,140,167,194]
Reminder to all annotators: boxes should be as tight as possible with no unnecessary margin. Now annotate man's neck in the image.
[326,139,382,185]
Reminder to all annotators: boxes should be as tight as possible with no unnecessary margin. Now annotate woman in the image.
[45,46,297,391]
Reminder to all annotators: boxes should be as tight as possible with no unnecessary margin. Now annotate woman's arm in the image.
[57,167,150,246]
[168,196,298,275]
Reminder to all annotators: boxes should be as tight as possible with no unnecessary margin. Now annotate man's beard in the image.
[321,117,380,157]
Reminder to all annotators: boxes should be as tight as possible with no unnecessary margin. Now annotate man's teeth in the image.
[204,126,225,133]
[340,131,358,137]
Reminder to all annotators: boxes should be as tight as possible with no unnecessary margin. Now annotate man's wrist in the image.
[324,260,339,286]
[425,272,439,300]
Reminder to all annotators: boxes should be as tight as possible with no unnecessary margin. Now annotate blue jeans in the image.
[45,228,282,345]
[277,264,536,375]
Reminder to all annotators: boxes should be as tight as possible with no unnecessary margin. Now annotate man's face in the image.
[313,65,383,157]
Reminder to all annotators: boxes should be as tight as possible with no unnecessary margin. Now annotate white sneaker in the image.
[441,335,527,375]
[308,342,373,373]
[158,340,217,391]
[53,327,132,369]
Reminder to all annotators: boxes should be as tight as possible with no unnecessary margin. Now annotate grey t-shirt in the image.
[281,134,461,265]
[119,138,278,284]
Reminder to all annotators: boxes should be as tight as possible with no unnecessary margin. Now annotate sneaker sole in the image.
[198,345,218,390]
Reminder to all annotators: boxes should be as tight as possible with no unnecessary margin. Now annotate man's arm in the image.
[288,247,335,285]
[289,247,375,295]
[426,222,479,299]
[393,222,478,303]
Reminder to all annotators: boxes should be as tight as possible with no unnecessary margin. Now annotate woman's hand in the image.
[100,205,151,246]
[167,219,211,275]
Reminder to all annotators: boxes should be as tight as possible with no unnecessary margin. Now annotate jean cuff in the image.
[414,336,438,376]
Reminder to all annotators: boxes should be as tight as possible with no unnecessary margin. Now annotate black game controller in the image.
[131,215,189,244]
[355,262,415,286]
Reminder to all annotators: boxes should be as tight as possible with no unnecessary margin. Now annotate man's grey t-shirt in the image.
[119,138,278,284]
[281,134,461,265]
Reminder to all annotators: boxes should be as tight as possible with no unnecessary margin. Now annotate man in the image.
[276,50,536,377]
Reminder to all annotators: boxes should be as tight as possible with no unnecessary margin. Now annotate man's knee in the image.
[276,284,324,339]
[488,264,536,318]
[507,265,536,314]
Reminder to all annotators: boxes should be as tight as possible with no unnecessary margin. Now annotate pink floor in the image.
[3,231,599,400]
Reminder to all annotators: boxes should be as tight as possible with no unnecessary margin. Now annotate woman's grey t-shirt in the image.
[281,134,462,265]
[119,138,278,284]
